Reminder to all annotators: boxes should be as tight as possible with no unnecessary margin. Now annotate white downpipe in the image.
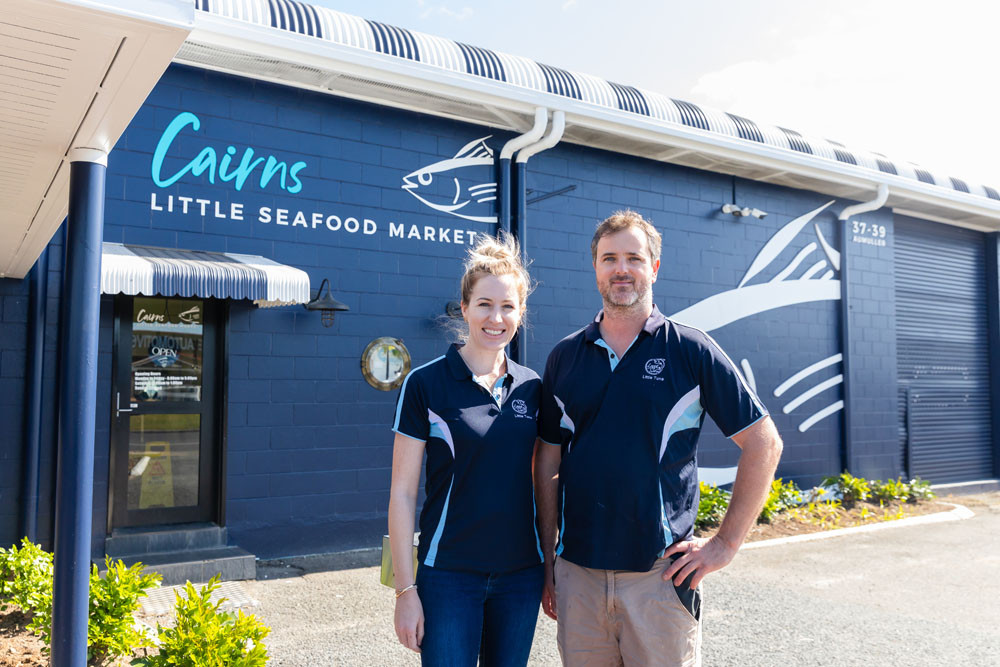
[839,183,889,221]
[517,110,565,162]
[501,107,547,160]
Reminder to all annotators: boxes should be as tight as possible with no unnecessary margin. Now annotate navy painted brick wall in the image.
[0,228,65,550]
[99,64,852,552]
[1,62,926,557]
[0,277,28,545]
[842,207,899,479]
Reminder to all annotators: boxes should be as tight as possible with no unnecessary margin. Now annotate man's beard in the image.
[599,276,651,314]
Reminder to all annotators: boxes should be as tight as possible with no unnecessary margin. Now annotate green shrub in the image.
[91,558,161,660]
[0,538,53,616]
[821,471,870,507]
[29,557,161,661]
[908,477,936,502]
[135,576,269,667]
[2,542,160,663]
[869,477,911,504]
[758,478,802,523]
[696,482,731,530]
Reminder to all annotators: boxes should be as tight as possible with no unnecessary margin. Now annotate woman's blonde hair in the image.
[460,231,532,310]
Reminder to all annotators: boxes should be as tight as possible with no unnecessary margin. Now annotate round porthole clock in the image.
[361,337,411,391]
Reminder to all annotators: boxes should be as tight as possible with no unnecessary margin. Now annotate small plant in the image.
[90,558,161,661]
[821,471,870,507]
[908,477,936,502]
[135,576,270,667]
[869,477,911,504]
[786,499,844,528]
[0,538,53,617]
[758,478,802,523]
[29,557,161,662]
[696,482,731,530]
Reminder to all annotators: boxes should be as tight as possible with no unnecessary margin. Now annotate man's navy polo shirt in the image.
[393,344,543,573]
[539,306,767,572]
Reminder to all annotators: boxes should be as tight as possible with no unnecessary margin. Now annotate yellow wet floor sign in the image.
[139,442,174,509]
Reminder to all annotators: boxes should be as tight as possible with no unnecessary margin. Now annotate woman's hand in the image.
[394,589,424,653]
[541,562,557,620]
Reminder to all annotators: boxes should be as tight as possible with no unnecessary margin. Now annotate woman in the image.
[388,233,543,666]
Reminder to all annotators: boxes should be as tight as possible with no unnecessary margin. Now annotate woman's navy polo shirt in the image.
[393,344,543,574]
[539,306,767,572]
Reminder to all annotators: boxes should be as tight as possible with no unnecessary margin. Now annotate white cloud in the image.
[687,1,1000,186]
[562,0,579,10]
[419,4,474,21]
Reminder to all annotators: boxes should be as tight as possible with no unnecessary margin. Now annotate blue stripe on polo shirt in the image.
[392,355,446,440]
[659,482,673,545]
[729,412,768,437]
[659,386,703,462]
[555,486,566,556]
[532,495,544,560]
[424,477,454,566]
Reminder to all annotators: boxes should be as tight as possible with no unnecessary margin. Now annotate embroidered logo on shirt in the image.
[644,358,666,375]
[512,399,528,414]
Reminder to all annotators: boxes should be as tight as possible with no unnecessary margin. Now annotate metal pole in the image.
[839,218,852,473]
[51,148,106,667]
[21,246,49,542]
[512,160,528,366]
[498,157,512,237]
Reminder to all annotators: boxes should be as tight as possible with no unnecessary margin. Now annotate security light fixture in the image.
[722,204,767,219]
[304,278,349,327]
[445,301,463,318]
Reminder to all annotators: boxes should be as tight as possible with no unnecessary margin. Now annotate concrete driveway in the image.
[243,493,1000,666]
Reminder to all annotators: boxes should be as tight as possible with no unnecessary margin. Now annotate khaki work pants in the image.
[554,555,701,667]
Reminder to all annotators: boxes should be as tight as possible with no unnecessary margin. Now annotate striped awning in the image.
[101,243,311,308]
[190,0,1000,205]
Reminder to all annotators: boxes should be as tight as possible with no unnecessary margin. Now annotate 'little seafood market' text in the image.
[149,192,483,244]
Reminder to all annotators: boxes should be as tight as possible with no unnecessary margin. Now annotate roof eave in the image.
[180,12,1000,232]
[0,0,193,279]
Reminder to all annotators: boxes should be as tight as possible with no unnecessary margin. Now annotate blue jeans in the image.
[416,563,544,667]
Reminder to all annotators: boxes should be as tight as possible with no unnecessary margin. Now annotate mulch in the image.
[0,608,45,667]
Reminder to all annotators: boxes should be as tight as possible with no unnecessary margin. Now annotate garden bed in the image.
[698,498,955,543]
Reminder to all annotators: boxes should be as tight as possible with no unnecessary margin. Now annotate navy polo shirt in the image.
[539,306,767,572]
[393,344,543,573]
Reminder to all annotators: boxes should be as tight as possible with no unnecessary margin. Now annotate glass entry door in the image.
[110,297,220,529]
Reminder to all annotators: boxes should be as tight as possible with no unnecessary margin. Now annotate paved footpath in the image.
[242,494,1000,666]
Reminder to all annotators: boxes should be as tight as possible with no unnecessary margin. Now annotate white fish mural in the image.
[402,136,498,223]
[672,200,849,486]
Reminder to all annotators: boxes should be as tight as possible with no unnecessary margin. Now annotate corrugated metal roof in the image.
[101,243,311,307]
[189,0,997,207]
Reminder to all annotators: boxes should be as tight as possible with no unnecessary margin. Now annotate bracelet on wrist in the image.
[395,584,417,599]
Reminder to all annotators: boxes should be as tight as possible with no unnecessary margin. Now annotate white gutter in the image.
[501,107,547,160]
[840,183,890,222]
[516,111,566,163]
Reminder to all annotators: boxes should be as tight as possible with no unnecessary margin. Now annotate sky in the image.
[309,0,1000,187]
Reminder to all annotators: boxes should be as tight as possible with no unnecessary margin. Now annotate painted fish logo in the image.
[512,399,528,415]
[644,358,666,376]
[402,136,498,223]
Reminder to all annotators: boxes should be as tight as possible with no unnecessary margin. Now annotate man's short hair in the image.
[591,210,662,263]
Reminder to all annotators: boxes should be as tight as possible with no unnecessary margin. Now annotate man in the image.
[535,210,783,666]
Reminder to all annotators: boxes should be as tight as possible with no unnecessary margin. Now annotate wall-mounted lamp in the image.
[722,204,767,219]
[304,278,349,327]
[445,301,463,319]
